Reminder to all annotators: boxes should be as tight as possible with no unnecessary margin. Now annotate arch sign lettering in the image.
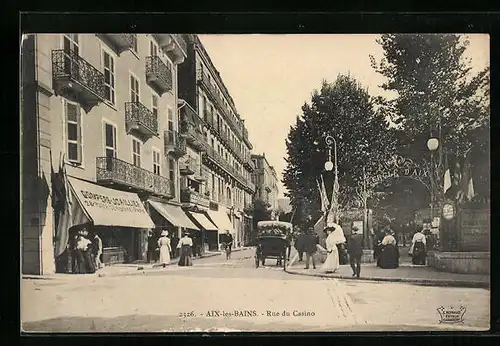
[365,155,431,191]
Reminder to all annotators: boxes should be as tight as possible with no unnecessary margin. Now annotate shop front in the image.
[186,211,219,252]
[58,177,155,273]
[148,200,200,256]
[206,209,236,250]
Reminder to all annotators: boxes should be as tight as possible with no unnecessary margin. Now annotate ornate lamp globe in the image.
[427,138,439,151]
[324,161,334,171]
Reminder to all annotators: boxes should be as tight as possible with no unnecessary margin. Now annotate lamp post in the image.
[314,134,339,223]
[427,137,439,233]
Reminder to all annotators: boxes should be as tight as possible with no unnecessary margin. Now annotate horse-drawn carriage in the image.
[255,221,292,269]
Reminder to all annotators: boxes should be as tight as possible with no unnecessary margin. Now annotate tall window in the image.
[152,95,158,118]
[150,40,158,57]
[65,101,82,164]
[132,138,141,167]
[211,138,214,148]
[169,158,175,187]
[63,34,79,75]
[102,51,115,104]
[104,123,117,158]
[153,149,161,175]
[130,74,140,103]
[211,174,215,199]
[167,108,174,131]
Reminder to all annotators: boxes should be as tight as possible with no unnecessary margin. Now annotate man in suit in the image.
[294,230,305,262]
[348,226,364,278]
[303,227,318,270]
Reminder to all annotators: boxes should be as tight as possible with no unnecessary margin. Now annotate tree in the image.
[370,34,490,203]
[283,75,397,228]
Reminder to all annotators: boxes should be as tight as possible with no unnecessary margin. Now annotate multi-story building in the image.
[251,154,280,217]
[178,35,256,248]
[21,33,193,275]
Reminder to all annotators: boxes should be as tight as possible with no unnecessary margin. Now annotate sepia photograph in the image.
[20,31,490,332]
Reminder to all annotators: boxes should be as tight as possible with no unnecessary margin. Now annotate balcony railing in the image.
[51,50,105,110]
[173,34,188,56]
[125,102,158,137]
[203,146,255,193]
[179,156,197,175]
[179,107,207,152]
[99,34,137,53]
[96,157,173,198]
[145,56,173,94]
[180,189,210,208]
[164,130,187,158]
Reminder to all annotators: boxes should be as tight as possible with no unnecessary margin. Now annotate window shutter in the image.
[76,105,82,163]
[113,126,117,157]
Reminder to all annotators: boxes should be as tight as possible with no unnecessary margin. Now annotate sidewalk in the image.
[22,251,224,281]
[285,261,490,289]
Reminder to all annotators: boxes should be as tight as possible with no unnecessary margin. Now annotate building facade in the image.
[178,35,256,248]
[21,33,188,275]
[251,154,280,217]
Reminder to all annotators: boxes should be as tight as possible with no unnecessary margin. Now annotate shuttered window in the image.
[66,101,82,164]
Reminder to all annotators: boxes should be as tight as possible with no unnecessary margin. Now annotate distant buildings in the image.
[251,154,280,217]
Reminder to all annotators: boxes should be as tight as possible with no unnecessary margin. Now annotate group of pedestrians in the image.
[289,223,363,276]
[69,227,102,274]
[153,229,195,268]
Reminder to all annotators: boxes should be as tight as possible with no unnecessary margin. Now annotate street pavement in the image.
[21,248,490,333]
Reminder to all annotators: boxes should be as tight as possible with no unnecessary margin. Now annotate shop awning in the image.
[148,200,199,230]
[187,212,218,231]
[207,209,235,234]
[68,177,155,229]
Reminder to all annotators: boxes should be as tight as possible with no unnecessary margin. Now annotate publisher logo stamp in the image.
[437,306,466,324]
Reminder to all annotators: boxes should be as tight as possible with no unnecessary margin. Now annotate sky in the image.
[198,34,489,198]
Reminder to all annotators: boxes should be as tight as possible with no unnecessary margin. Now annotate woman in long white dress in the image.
[322,223,346,273]
[157,230,172,268]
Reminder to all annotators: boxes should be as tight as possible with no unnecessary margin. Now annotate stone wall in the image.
[426,251,490,275]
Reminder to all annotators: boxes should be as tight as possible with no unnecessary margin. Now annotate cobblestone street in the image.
[21,249,489,332]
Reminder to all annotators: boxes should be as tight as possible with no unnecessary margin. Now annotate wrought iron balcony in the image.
[164,130,187,158]
[180,119,207,152]
[96,157,173,198]
[125,102,158,138]
[51,50,105,111]
[179,156,197,176]
[243,155,255,171]
[180,189,210,208]
[146,56,173,94]
[99,34,137,54]
[152,34,187,64]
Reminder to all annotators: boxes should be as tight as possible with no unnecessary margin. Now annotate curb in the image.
[22,252,224,281]
[99,252,223,277]
[284,269,490,289]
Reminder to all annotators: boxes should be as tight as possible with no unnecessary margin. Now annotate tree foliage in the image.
[283,75,397,227]
[371,34,490,200]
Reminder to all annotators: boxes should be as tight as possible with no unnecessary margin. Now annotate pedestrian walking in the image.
[177,232,193,266]
[321,223,346,273]
[75,228,94,274]
[303,228,318,270]
[295,231,305,262]
[410,226,427,265]
[347,226,363,278]
[92,232,103,270]
[158,230,172,268]
[378,228,399,269]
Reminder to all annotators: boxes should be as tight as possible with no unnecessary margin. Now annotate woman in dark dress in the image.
[177,232,193,266]
[377,230,399,269]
